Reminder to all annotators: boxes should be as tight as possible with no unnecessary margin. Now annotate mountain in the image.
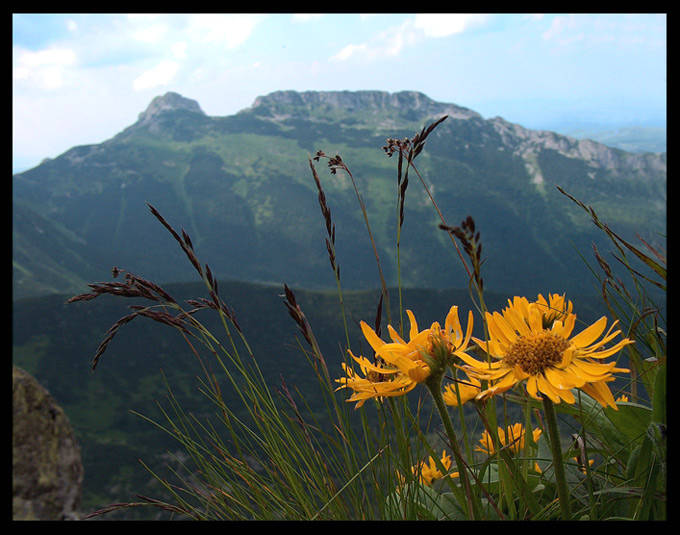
[12,90,666,301]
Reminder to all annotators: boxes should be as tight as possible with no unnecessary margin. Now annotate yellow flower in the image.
[364,306,474,381]
[337,306,473,408]
[507,293,573,329]
[476,423,542,456]
[460,294,633,409]
[409,451,458,486]
[335,353,417,408]
[573,457,595,474]
[442,373,482,407]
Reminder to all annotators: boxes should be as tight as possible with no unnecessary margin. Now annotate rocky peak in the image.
[135,92,205,127]
[109,92,207,141]
[249,90,481,121]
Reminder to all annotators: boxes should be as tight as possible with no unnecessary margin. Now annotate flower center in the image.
[504,331,570,375]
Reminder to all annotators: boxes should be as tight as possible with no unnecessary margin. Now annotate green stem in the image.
[542,397,572,520]
[427,378,480,520]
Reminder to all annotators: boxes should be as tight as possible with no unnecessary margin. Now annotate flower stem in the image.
[426,378,480,520]
[542,397,572,520]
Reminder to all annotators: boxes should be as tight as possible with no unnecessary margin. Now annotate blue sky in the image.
[13,13,666,173]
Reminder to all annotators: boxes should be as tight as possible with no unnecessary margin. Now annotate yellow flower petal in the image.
[360,321,386,353]
[581,381,618,409]
[406,309,419,340]
[490,311,517,346]
[387,324,406,345]
[569,316,608,348]
[571,358,617,378]
[560,313,577,339]
[545,366,584,390]
[526,375,540,399]
[536,373,565,403]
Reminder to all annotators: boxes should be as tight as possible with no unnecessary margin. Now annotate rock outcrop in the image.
[137,91,205,123]
[489,115,667,175]
[13,366,83,520]
[113,91,207,139]
[249,89,481,121]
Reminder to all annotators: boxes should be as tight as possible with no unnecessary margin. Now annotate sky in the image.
[12,13,666,173]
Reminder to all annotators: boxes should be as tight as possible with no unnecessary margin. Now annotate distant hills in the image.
[12,90,666,301]
[567,125,666,154]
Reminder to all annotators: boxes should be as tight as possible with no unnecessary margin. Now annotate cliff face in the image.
[109,91,208,141]
[249,89,482,120]
[13,366,83,520]
[247,90,665,179]
[136,92,205,125]
[488,116,666,175]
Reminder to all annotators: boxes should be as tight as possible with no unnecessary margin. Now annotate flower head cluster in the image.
[410,450,457,487]
[336,306,473,408]
[442,372,482,407]
[475,423,542,456]
[459,294,633,409]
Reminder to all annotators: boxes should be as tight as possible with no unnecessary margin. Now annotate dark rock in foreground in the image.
[13,366,83,520]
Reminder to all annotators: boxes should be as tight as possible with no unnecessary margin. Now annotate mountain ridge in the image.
[12,89,666,301]
[487,115,666,174]
[247,89,482,120]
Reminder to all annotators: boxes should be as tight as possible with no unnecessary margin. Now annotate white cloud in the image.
[540,14,665,48]
[332,14,490,62]
[413,14,488,37]
[14,47,76,68]
[133,24,168,44]
[333,43,367,61]
[13,47,77,89]
[542,15,585,45]
[172,41,188,59]
[132,60,180,90]
[332,21,418,62]
[185,14,260,48]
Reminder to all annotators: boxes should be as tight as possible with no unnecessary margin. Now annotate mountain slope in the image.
[12,90,666,300]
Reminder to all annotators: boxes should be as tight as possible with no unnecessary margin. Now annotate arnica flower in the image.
[505,293,573,328]
[409,450,458,487]
[476,423,542,456]
[336,306,473,408]
[442,372,482,407]
[459,294,633,409]
[335,354,417,408]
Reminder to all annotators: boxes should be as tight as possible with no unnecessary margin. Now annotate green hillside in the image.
[12,90,666,301]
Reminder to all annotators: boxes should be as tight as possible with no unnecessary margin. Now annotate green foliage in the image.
[557,189,667,520]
